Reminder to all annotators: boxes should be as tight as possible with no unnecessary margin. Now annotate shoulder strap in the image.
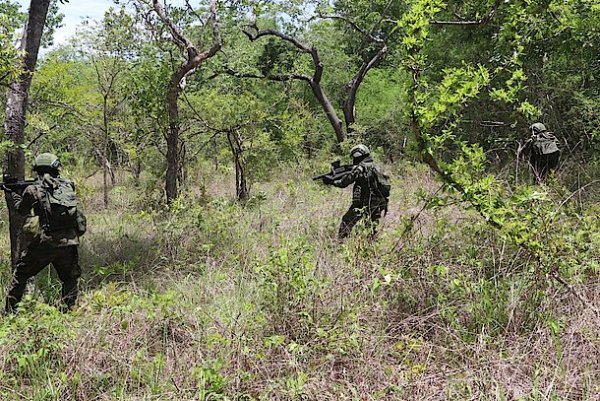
[33,184,53,230]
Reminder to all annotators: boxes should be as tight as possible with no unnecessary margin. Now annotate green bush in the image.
[255,240,323,340]
[0,300,77,400]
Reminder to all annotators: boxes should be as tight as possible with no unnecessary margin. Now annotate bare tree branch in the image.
[26,124,58,149]
[223,66,311,83]
[243,22,313,54]
[343,44,389,130]
[242,23,325,84]
[151,0,190,49]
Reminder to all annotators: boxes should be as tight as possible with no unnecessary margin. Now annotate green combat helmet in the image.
[32,153,61,172]
[530,122,547,134]
[350,144,370,159]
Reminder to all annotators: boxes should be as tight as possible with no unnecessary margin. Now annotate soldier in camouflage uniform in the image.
[327,145,390,239]
[524,122,561,184]
[4,153,86,313]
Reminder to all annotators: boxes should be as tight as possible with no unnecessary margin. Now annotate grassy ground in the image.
[0,162,599,400]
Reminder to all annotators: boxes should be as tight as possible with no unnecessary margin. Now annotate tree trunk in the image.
[133,157,141,186]
[3,0,51,266]
[342,100,356,134]
[310,81,344,143]
[342,46,388,134]
[227,129,248,202]
[342,80,359,134]
[178,141,187,185]
[165,82,180,204]
[102,93,109,208]
[303,134,313,159]
[148,0,222,205]
[212,136,219,170]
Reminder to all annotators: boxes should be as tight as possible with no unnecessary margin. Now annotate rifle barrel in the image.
[1,179,37,191]
[312,162,353,182]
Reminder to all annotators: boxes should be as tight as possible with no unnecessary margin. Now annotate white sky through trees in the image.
[16,0,114,48]
[14,0,187,50]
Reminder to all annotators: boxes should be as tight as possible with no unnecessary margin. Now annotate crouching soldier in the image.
[325,145,391,239]
[4,153,87,313]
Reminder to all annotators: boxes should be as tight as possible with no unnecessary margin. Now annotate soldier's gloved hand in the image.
[322,176,334,186]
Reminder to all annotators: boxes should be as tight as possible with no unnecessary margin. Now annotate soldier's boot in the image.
[59,278,78,312]
[367,205,385,240]
[4,272,29,313]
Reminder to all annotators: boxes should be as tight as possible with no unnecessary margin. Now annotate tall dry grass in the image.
[0,161,599,400]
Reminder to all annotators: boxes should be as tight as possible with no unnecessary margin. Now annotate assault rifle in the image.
[0,175,37,193]
[312,160,353,183]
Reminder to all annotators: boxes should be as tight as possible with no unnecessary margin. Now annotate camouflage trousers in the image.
[530,151,560,184]
[5,244,81,313]
[338,202,388,240]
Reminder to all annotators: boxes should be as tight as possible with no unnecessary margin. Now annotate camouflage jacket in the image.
[333,157,389,208]
[10,175,81,248]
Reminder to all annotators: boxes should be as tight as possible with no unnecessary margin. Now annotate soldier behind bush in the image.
[523,122,561,184]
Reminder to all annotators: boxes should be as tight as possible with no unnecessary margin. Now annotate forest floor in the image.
[0,162,599,400]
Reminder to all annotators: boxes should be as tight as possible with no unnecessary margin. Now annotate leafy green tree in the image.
[133,0,222,204]
[391,0,600,306]
[313,0,404,134]
[0,0,23,86]
[227,0,401,143]
[75,7,138,207]
[121,43,173,185]
[183,75,300,201]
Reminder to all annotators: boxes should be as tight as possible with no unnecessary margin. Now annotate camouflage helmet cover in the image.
[350,144,370,159]
[530,122,547,134]
[32,153,61,171]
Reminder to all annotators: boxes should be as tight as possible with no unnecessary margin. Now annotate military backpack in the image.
[372,166,391,199]
[532,132,560,155]
[40,178,85,235]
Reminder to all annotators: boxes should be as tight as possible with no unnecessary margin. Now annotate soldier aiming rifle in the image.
[2,153,86,313]
[314,145,391,239]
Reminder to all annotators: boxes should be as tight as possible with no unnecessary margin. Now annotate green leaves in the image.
[0,0,23,85]
[397,0,446,48]
[490,66,541,120]
[418,64,490,129]
[396,0,593,264]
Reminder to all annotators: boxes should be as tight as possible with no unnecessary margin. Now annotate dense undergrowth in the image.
[0,162,599,400]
